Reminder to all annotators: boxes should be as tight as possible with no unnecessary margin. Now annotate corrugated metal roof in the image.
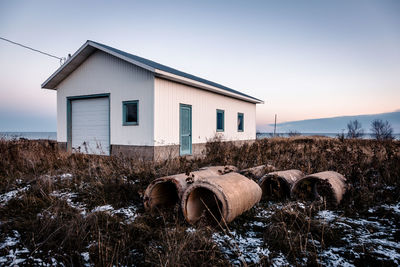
[90,41,262,103]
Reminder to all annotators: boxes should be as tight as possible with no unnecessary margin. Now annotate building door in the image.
[180,104,192,155]
[69,96,110,155]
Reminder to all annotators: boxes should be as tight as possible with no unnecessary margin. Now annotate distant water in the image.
[0,132,57,140]
[257,132,400,140]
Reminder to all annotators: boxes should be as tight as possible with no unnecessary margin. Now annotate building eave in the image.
[41,41,156,89]
[154,69,263,104]
[41,41,264,104]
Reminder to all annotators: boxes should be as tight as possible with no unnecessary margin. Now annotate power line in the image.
[0,36,65,64]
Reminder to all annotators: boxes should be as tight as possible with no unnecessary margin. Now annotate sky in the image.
[0,0,399,131]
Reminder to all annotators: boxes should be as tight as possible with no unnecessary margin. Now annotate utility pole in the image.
[273,114,277,137]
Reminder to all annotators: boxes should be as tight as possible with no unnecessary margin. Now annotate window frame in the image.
[216,109,225,132]
[238,112,244,132]
[122,100,139,126]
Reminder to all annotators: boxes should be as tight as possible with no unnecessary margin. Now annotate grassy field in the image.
[0,137,399,266]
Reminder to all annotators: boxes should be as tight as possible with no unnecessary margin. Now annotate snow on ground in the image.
[46,192,138,225]
[59,173,73,181]
[0,173,73,207]
[0,241,66,267]
[50,190,87,215]
[81,252,90,266]
[316,209,338,223]
[380,202,400,214]
[91,205,138,224]
[185,227,196,233]
[0,174,139,266]
[0,185,30,207]
[211,205,290,266]
[0,230,21,250]
[49,191,139,224]
[212,230,269,265]
[2,173,398,265]
[210,202,400,266]
[91,204,114,213]
[121,176,139,185]
[320,248,354,267]
[316,203,400,266]
[212,229,290,266]
[48,175,139,224]
[111,206,139,224]
[0,230,30,265]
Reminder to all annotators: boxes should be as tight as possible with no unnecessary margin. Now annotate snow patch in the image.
[50,190,87,215]
[0,185,30,206]
[49,190,139,223]
[185,227,196,233]
[320,248,355,267]
[91,204,138,224]
[381,202,400,214]
[212,230,270,265]
[0,230,30,265]
[81,252,90,265]
[318,202,400,265]
[59,173,73,180]
[316,210,338,222]
[0,230,20,249]
[92,205,114,213]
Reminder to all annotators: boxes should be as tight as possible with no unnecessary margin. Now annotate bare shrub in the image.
[346,120,364,139]
[204,135,234,166]
[370,119,394,140]
[288,130,301,137]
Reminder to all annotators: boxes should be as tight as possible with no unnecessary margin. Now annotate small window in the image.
[216,109,224,132]
[123,100,138,125]
[238,113,244,132]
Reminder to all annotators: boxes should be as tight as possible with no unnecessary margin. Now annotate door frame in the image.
[66,93,110,154]
[179,103,192,155]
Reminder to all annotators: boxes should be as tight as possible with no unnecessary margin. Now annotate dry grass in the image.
[0,137,399,265]
[206,136,400,211]
[263,202,344,264]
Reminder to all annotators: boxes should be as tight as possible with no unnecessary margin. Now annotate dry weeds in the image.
[0,137,399,266]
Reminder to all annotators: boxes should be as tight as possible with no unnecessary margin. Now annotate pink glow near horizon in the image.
[0,1,399,131]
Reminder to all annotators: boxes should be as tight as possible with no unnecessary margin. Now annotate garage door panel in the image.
[71,97,110,155]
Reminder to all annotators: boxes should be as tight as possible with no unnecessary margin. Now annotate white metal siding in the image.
[56,49,257,151]
[56,50,154,146]
[154,77,256,146]
[71,97,109,155]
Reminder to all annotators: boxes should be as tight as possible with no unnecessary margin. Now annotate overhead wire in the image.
[0,36,65,64]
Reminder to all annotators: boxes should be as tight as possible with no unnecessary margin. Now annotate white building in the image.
[42,41,263,160]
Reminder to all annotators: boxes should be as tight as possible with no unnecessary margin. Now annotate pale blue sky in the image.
[0,0,399,131]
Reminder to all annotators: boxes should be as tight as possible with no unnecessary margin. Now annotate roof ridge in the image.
[89,41,262,102]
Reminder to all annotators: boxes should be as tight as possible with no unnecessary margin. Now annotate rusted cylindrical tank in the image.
[181,172,262,225]
[240,164,276,180]
[143,166,237,210]
[258,170,304,200]
[291,171,347,205]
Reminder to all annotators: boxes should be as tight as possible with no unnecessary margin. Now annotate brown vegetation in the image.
[0,137,399,265]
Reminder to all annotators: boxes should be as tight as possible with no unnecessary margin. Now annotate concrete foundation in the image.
[57,142,67,151]
[111,144,155,161]
[58,139,254,161]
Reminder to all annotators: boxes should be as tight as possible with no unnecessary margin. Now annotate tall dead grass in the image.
[0,137,399,265]
[206,136,400,211]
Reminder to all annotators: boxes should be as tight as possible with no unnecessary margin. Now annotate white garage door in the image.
[71,97,110,155]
